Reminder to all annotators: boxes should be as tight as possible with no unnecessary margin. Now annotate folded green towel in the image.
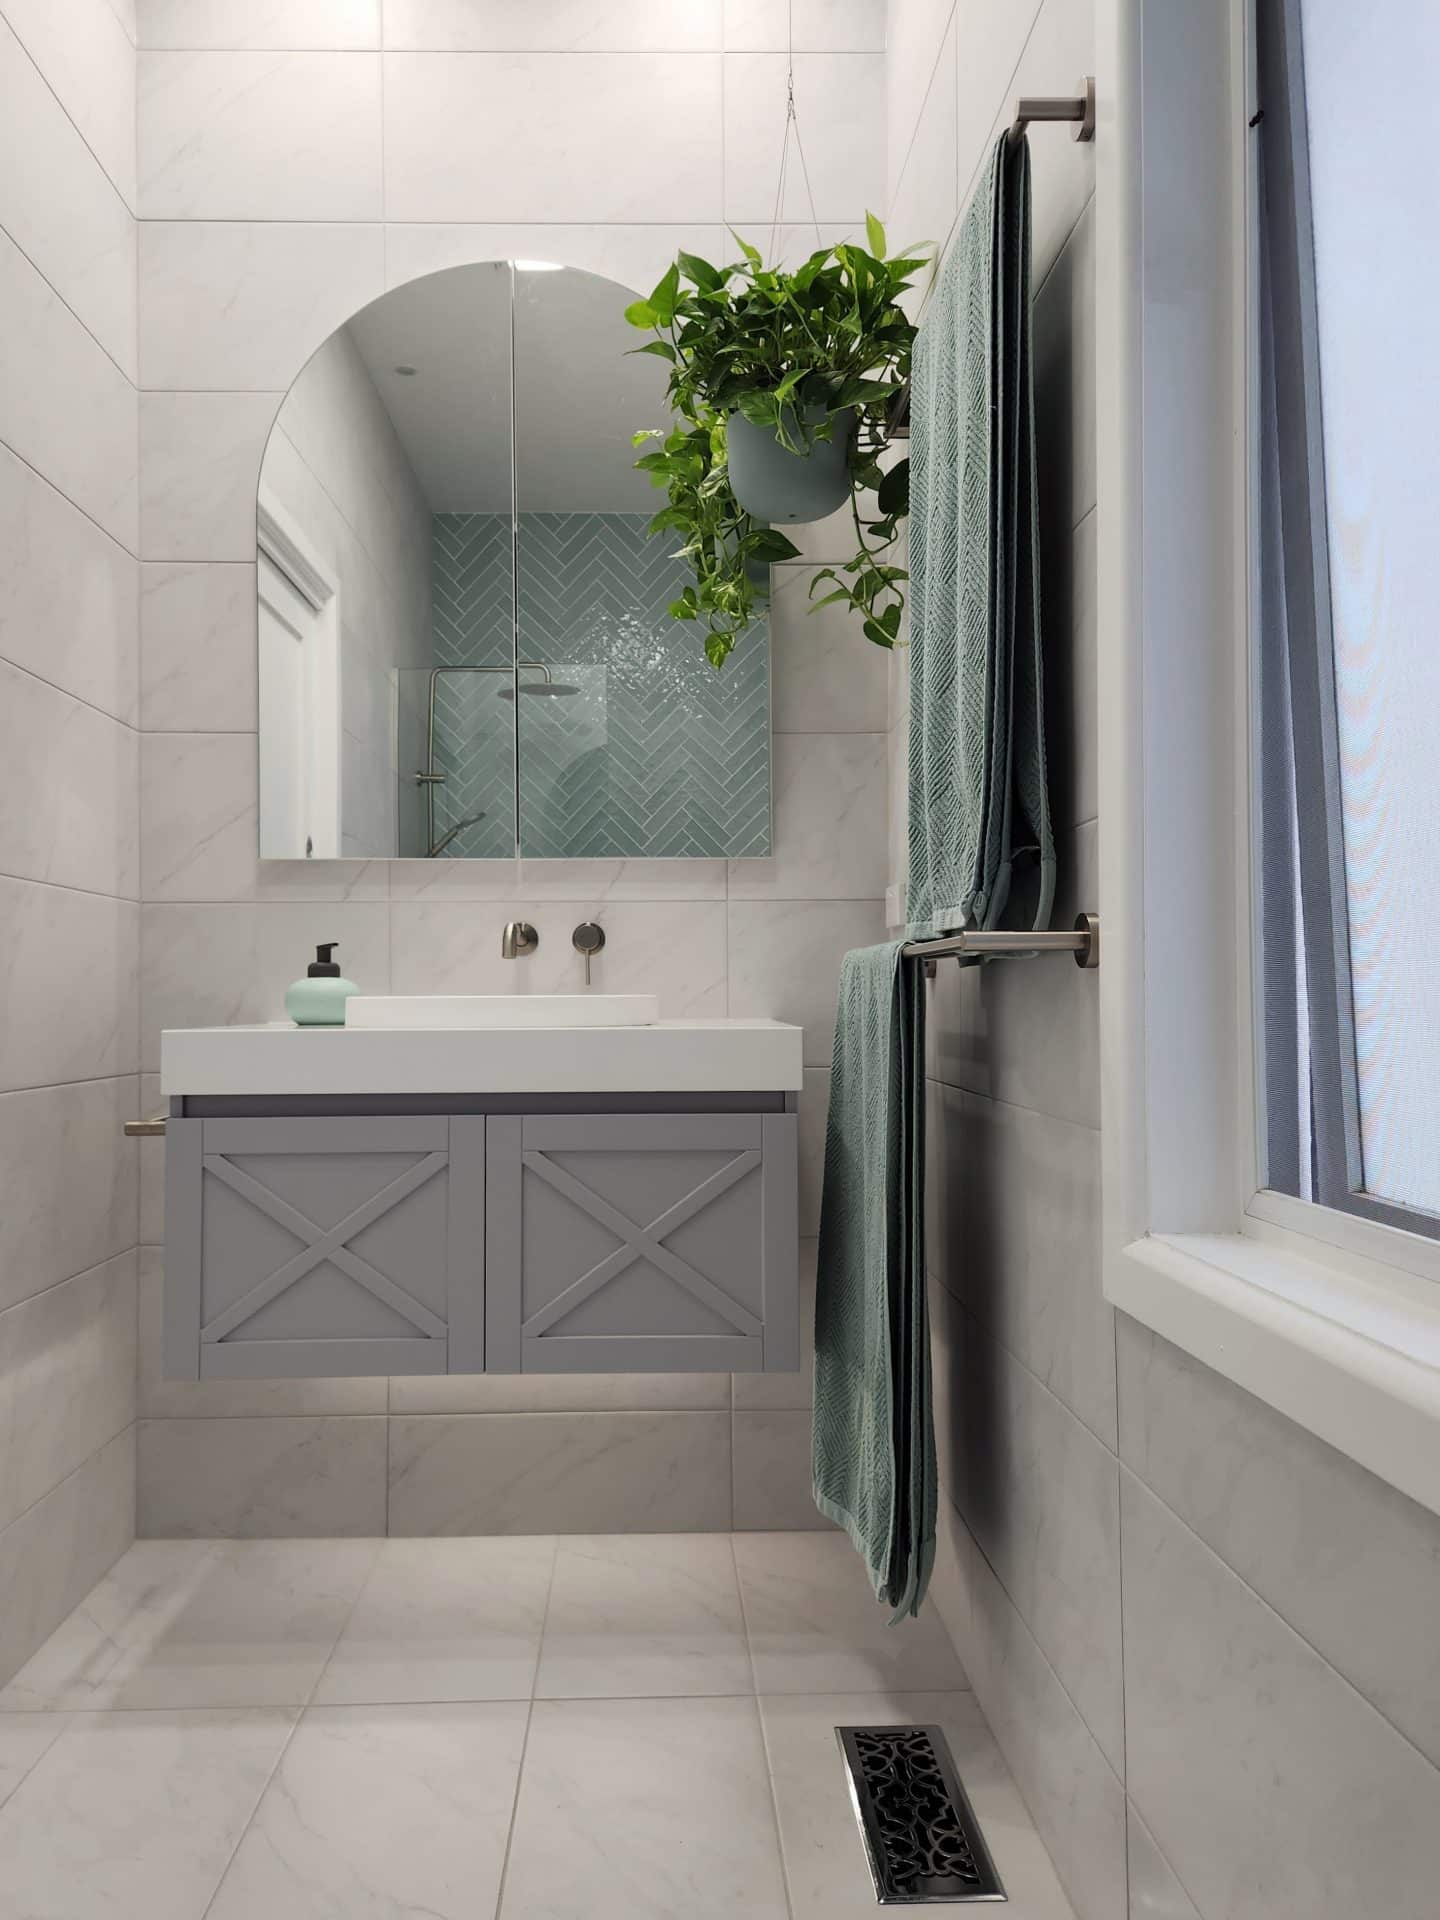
[812,943,935,1618]
[907,131,1054,940]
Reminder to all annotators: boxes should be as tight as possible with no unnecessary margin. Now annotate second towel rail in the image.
[902,912,1099,972]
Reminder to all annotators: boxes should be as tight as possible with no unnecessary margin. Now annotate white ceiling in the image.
[346,261,671,516]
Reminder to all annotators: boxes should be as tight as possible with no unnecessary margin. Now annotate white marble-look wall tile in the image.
[0,232,138,552]
[389,897,727,1015]
[387,1412,733,1534]
[928,1084,1114,1447]
[732,1410,826,1529]
[723,53,886,225]
[139,899,389,1067]
[884,0,956,207]
[1034,201,1098,540]
[886,13,957,277]
[0,1078,138,1314]
[387,855,727,904]
[0,449,139,727]
[0,18,137,379]
[769,566,890,733]
[383,219,726,295]
[137,1251,387,1418]
[0,1431,135,1691]
[1127,1804,1202,1920]
[139,390,281,561]
[724,0,885,52]
[0,880,139,1093]
[384,0,722,50]
[138,1415,388,1536]
[726,897,885,1065]
[729,732,888,899]
[140,562,256,731]
[951,0,1044,202]
[996,0,1096,283]
[140,223,384,390]
[1122,1470,1440,1920]
[0,664,139,900]
[140,731,257,900]
[1044,507,1099,834]
[958,1518,1129,1920]
[0,1252,137,1534]
[138,50,383,218]
[382,53,723,222]
[0,0,138,207]
[942,1309,1124,1772]
[1118,1316,1440,1772]
[389,1371,729,1414]
[138,1,381,48]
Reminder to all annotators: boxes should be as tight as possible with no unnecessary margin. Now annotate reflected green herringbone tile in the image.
[428,512,771,859]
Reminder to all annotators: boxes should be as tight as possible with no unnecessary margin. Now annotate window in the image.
[1256,0,1440,1236]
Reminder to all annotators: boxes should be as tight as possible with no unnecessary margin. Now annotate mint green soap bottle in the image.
[285,943,358,1026]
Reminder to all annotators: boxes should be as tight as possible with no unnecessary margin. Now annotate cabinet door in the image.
[165,1115,483,1380]
[485,1112,798,1375]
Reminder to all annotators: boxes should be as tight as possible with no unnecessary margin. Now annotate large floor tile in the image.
[0,1707,297,1920]
[500,1696,789,1919]
[0,1716,70,1816]
[315,1536,556,1705]
[734,1531,967,1694]
[207,1702,527,1920]
[1,1539,378,1712]
[535,1534,751,1699]
[761,1688,1076,1918]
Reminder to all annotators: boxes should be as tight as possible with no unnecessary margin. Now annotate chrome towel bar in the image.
[1009,76,1095,147]
[124,1115,167,1137]
[902,912,1099,973]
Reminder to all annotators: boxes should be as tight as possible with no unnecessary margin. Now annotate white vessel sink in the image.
[345,993,659,1031]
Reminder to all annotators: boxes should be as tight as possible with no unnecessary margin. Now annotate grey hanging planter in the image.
[726,404,856,525]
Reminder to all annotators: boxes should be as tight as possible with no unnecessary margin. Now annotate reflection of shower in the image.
[417,663,581,857]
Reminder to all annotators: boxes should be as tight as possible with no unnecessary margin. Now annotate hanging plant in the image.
[626,215,927,668]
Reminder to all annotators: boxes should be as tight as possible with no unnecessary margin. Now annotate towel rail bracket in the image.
[906,912,1099,978]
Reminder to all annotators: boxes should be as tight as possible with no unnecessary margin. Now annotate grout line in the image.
[491,1538,560,1919]
[0,435,139,564]
[0,4,136,218]
[884,1,958,218]
[0,215,137,388]
[0,653,141,736]
[924,1068,1101,1134]
[932,1277,1116,1458]
[729,1536,796,1916]
[0,867,139,907]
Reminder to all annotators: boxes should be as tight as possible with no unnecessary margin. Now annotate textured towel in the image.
[812,943,935,1618]
[906,132,1054,940]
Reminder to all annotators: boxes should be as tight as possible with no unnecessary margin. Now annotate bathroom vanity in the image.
[159,1016,803,1384]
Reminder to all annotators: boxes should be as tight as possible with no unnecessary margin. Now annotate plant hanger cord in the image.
[767,0,822,261]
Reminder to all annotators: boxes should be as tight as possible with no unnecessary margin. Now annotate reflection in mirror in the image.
[256,260,771,859]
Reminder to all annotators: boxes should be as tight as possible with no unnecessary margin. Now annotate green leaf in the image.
[877,458,909,516]
[623,298,658,329]
[865,211,886,258]
[647,261,682,325]
[677,250,723,292]
[862,617,897,649]
[728,228,762,266]
[629,339,677,362]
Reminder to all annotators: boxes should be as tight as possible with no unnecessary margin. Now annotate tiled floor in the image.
[0,1531,1076,1919]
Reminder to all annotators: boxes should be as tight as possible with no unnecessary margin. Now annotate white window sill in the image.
[1105,1223,1440,1519]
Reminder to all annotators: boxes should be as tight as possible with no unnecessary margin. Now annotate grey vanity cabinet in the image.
[164,1115,484,1381]
[162,1107,797,1381]
[484,1113,798,1375]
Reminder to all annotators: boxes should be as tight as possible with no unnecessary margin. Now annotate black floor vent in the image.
[837,1725,1006,1905]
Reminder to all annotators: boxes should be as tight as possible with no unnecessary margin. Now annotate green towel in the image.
[906,131,1054,940]
[812,943,935,1618]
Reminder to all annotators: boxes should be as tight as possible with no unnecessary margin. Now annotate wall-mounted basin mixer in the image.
[501,921,538,959]
[572,921,605,985]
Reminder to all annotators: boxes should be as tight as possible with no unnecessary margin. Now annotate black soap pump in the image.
[284,942,359,1026]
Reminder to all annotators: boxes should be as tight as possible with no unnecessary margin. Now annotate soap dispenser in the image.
[285,943,358,1027]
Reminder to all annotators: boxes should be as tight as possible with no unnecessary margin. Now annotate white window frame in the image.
[1095,0,1440,1516]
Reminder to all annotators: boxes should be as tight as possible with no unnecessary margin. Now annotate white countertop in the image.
[161,1019,805,1097]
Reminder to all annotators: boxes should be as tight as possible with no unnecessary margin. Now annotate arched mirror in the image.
[255,261,772,860]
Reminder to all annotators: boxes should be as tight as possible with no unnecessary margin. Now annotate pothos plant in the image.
[625,215,927,667]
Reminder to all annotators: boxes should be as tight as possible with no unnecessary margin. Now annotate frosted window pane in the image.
[1301,0,1440,1211]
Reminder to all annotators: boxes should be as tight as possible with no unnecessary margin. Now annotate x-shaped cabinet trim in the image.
[199,1150,449,1344]
[519,1146,764,1340]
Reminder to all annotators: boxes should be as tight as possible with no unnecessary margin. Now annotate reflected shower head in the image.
[426,810,485,857]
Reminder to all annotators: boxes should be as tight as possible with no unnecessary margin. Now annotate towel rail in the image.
[902,912,1099,973]
[1009,76,1095,147]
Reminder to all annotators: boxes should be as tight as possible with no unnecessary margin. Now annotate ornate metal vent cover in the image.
[837,1725,1006,1905]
